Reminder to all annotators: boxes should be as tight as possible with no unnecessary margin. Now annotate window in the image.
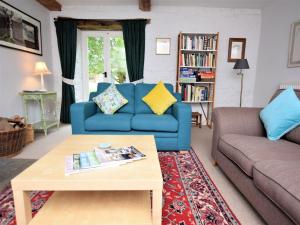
[81,31,127,100]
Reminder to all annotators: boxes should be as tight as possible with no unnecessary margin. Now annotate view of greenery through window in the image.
[88,37,104,82]
[87,35,127,92]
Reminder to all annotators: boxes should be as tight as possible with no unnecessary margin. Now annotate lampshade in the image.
[233,59,250,70]
[34,61,51,75]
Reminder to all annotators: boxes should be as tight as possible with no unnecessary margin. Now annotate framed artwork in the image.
[288,20,300,67]
[156,38,171,55]
[0,0,42,55]
[228,38,246,62]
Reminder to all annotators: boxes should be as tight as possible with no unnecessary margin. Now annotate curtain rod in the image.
[54,17,151,24]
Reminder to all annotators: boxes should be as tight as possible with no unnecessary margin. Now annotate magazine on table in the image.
[65,146,146,175]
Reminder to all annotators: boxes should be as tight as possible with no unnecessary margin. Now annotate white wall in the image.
[50,5,261,109]
[0,0,53,118]
[253,0,300,106]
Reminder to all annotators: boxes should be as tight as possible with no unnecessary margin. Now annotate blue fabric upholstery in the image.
[93,83,135,113]
[85,113,133,131]
[71,102,97,134]
[135,83,175,114]
[172,102,192,150]
[71,82,191,150]
[132,114,178,132]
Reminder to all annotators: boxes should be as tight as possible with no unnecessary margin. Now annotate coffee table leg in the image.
[13,190,32,225]
[152,189,162,225]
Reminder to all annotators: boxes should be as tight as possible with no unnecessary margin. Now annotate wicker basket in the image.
[23,124,34,146]
[0,128,25,157]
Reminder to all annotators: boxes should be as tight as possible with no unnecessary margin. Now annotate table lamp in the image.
[34,61,51,92]
[233,59,249,107]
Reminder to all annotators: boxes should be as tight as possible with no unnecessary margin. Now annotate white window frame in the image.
[81,31,124,101]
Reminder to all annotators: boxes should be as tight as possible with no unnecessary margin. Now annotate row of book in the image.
[65,146,146,175]
[180,52,216,68]
[180,84,210,102]
[179,68,216,83]
[182,35,217,51]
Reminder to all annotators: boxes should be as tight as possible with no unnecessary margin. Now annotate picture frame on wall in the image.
[288,20,300,68]
[156,38,171,55]
[0,0,42,55]
[228,38,246,62]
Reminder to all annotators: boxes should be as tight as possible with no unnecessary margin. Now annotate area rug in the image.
[0,149,240,225]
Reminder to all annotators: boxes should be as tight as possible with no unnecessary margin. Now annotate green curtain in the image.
[121,20,146,82]
[55,19,77,123]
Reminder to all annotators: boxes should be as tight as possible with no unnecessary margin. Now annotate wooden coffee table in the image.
[11,135,163,225]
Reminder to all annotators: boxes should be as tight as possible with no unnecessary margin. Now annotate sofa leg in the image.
[212,160,218,166]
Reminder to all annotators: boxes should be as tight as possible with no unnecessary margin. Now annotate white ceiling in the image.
[57,0,277,9]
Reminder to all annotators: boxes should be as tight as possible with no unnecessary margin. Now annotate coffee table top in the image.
[12,135,163,191]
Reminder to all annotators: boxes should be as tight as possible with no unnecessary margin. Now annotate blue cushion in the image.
[131,114,178,132]
[135,83,175,114]
[91,83,135,113]
[260,87,300,140]
[85,113,133,131]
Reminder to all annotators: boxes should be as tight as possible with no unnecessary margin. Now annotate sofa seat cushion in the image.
[253,160,300,224]
[219,134,300,177]
[85,113,133,131]
[131,114,178,132]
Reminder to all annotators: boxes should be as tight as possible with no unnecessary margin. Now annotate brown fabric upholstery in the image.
[216,151,294,225]
[285,126,300,145]
[254,160,300,225]
[219,134,300,177]
[271,89,300,144]
[212,107,265,160]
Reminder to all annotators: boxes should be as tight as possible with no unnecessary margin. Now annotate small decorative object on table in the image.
[34,61,51,91]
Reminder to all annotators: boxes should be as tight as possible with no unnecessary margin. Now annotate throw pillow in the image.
[142,81,177,115]
[93,83,128,114]
[260,87,300,141]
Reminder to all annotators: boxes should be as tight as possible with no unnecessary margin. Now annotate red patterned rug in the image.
[0,149,240,225]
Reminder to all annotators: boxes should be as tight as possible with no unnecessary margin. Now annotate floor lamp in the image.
[233,59,250,107]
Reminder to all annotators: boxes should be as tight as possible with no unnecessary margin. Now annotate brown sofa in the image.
[212,90,300,225]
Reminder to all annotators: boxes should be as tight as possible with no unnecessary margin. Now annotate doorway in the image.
[81,31,127,100]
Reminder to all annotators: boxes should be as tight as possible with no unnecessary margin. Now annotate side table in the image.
[20,91,59,135]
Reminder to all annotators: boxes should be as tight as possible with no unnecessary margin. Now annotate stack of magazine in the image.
[65,146,146,175]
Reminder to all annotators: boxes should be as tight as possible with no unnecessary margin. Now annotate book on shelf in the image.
[65,146,146,175]
[179,68,196,83]
[182,35,217,51]
[180,52,216,67]
[198,71,215,81]
[180,84,211,102]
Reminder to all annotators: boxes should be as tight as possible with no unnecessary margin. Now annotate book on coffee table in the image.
[65,146,146,175]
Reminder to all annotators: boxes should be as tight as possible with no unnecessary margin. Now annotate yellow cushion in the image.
[142,81,177,115]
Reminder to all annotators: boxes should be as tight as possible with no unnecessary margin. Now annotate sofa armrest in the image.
[212,107,265,160]
[70,101,97,134]
[172,102,192,150]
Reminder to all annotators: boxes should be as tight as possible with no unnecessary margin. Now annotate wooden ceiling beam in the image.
[36,0,62,11]
[139,0,151,11]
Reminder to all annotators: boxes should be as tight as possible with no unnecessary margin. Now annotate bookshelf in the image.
[176,32,219,127]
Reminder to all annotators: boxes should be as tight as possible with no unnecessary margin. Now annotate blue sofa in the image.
[70,83,192,151]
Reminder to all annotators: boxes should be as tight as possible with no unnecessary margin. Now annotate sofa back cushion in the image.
[90,83,135,114]
[271,89,300,144]
[135,83,174,114]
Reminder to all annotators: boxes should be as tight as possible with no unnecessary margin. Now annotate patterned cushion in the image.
[92,84,128,114]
